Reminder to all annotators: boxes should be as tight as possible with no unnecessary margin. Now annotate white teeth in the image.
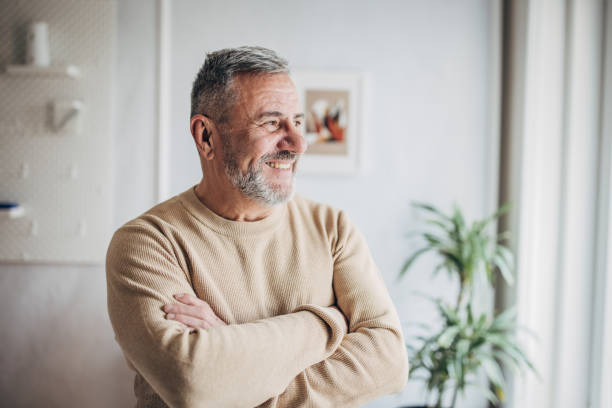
[267,161,291,170]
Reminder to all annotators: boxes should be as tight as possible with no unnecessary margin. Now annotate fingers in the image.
[166,313,215,330]
[173,293,202,306]
[164,300,226,324]
[163,293,228,330]
[164,302,208,320]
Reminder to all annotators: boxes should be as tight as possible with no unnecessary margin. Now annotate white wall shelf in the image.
[0,2,111,264]
[5,64,80,78]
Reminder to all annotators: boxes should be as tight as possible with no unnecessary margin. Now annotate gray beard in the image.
[222,144,298,207]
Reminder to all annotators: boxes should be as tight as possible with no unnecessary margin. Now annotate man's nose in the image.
[279,123,307,154]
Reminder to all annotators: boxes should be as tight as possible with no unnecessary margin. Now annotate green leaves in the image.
[401,201,536,407]
[401,201,516,311]
[481,358,506,391]
[494,246,515,286]
[466,381,500,405]
[407,303,535,407]
[399,247,431,278]
[490,307,517,331]
[438,326,460,348]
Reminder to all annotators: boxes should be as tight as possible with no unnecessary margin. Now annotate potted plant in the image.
[398,202,536,408]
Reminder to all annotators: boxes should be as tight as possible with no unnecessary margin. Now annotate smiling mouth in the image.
[266,161,292,170]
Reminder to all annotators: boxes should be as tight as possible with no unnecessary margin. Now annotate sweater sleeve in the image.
[106,221,348,408]
[260,211,409,407]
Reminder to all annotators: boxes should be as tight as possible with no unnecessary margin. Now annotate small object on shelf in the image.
[26,22,50,66]
[53,100,84,133]
[0,202,25,219]
[5,64,81,78]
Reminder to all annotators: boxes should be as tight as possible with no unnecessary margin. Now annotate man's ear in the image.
[190,114,216,160]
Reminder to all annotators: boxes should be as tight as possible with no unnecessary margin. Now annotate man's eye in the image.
[264,120,280,129]
[294,120,303,127]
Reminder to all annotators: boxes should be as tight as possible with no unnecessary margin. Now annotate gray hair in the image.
[190,46,289,121]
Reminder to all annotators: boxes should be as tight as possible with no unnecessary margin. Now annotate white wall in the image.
[167,1,496,407]
[0,1,496,407]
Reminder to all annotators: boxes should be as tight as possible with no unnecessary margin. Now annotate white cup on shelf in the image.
[26,22,50,66]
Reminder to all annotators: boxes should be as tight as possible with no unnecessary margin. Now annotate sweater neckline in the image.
[178,186,286,237]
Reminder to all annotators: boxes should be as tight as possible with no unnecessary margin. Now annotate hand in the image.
[164,293,227,332]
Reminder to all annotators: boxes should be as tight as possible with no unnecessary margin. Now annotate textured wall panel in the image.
[0,0,115,263]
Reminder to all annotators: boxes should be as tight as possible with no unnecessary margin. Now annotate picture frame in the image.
[291,71,365,175]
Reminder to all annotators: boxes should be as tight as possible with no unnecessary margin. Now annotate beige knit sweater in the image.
[106,187,408,408]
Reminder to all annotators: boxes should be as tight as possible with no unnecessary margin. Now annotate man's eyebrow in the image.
[255,111,305,120]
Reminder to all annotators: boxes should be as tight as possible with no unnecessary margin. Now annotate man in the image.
[106,46,408,408]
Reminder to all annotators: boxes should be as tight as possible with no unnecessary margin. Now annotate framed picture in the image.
[291,71,365,174]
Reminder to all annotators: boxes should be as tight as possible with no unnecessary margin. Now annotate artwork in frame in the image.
[291,72,365,174]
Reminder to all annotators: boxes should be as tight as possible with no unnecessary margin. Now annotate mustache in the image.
[260,151,298,162]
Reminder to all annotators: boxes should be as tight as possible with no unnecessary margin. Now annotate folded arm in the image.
[106,221,347,408]
[261,211,409,407]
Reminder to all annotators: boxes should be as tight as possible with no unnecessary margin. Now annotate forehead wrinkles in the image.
[233,74,300,119]
[249,88,299,116]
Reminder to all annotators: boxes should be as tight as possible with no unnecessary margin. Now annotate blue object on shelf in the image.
[0,202,25,218]
[0,202,19,209]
